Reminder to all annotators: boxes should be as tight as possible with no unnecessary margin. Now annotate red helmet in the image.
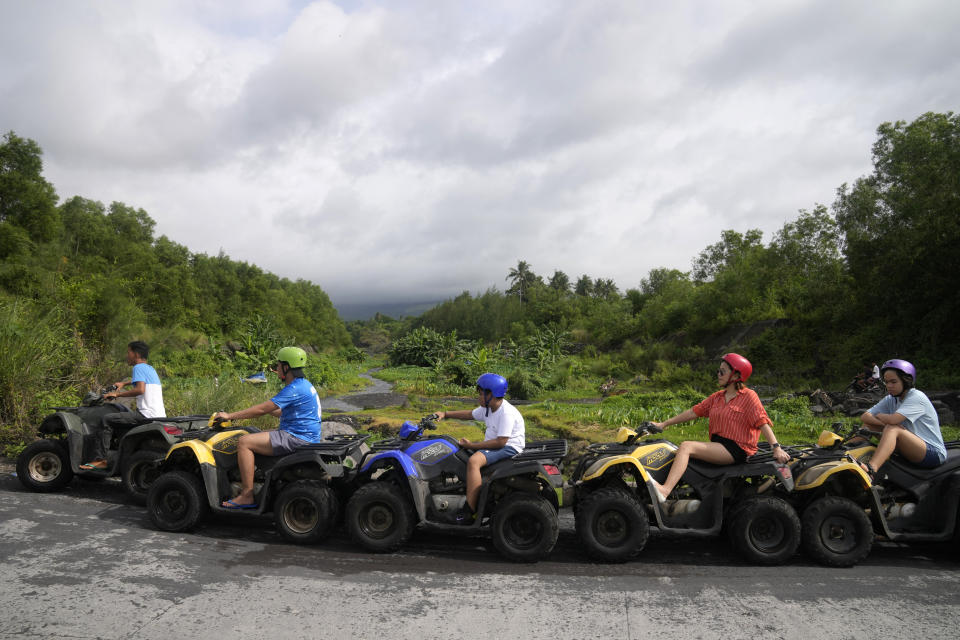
[722,353,753,383]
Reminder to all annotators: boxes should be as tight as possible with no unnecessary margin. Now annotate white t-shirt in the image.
[471,399,525,453]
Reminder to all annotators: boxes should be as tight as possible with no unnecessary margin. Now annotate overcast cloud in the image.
[2,0,958,308]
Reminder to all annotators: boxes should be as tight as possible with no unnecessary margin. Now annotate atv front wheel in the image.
[801,496,873,567]
[16,440,74,492]
[147,470,208,532]
[727,495,800,565]
[575,486,649,562]
[122,449,164,505]
[491,492,559,563]
[274,481,336,544]
[346,482,415,552]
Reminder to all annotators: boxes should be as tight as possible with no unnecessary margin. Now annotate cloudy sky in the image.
[2,1,958,310]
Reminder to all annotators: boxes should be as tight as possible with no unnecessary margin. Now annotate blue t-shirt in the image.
[271,377,322,443]
[869,389,946,462]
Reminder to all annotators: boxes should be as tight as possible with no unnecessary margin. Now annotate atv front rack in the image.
[513,439,568,461]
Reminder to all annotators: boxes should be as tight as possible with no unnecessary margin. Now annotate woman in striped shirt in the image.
[651,353,790,503]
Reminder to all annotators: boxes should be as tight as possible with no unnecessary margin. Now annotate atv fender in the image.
[578,455,651,484]
[484,461,563,509]
[794,460,871,491]
[39,411,83,436]
[164,439,217,466]
[360,450,419,478]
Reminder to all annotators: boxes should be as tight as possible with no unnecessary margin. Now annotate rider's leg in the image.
[465,451,488,512]
[224,431,273,506]
[865,424,928,471]
[654,440,735,500]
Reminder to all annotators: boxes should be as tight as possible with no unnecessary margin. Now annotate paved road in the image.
[2,472,959,640]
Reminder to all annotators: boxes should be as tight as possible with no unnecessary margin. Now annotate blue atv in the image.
[345,414,568,563]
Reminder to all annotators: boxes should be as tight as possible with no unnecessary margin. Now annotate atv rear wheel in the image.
[575,486,649,562]
[801,496,873,567]
[491,492,559,563]
[147,470,208,532]
[16,439,74,492]
[727,495,800,565]
[274,481,336,544]
[346,482,415,552]
[122,449,164,505]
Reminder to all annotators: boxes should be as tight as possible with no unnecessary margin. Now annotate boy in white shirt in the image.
[436,373,524,523]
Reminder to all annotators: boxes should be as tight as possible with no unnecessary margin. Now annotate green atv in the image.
[146,420,370,544]
[16,385,208,503]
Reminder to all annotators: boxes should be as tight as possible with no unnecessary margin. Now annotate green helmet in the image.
[276,346,307,368]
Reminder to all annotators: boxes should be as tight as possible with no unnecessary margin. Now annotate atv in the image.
[344,414,568,563]
[146,418,371,545]
[571,422,798,565]
[15,386,208,503]
[787,425,960,567]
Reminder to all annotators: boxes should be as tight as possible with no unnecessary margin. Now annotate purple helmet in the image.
[881,359,916,380]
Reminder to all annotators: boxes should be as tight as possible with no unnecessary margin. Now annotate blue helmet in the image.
[476,373,508,398]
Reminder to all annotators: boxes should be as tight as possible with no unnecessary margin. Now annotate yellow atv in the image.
[788,425,960,567]
[571,422,797,565]
[146,417,370,544]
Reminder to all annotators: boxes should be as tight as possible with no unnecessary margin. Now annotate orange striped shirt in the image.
[693,387,771,456]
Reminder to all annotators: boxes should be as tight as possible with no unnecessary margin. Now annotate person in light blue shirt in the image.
[82,341,165,469]
[213,346,322,509]
[859,358,946,479]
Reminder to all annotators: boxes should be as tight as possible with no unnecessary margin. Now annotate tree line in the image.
[353,112,960,388]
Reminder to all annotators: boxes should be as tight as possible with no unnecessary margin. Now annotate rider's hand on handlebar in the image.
[434,411,445,420]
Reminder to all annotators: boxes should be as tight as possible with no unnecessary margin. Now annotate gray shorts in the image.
[269,430,311,455]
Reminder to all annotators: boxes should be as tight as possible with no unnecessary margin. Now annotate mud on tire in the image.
[147,470,208,532]
[491,492,559,563]
[16,439,74,492]
[801,496,873,567]
[575,486,649,562]
[274,480,337,544]
[346,482,416,553]
[727,495,800,565]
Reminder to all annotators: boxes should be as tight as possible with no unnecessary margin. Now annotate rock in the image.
[322,421,357,436]
[932,401,955,426]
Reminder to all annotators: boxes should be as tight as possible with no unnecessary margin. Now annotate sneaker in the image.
[454,507,475,525]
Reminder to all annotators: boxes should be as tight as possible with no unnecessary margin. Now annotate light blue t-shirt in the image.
[869,389,946,462]
[271,377,322,443]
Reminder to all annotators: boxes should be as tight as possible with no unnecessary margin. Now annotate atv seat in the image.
[887,447,960,479]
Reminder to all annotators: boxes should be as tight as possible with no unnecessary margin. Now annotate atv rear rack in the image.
[513,439,568,461]
[299,433,371,455]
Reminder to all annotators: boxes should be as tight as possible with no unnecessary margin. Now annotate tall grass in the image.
[0,299,98,447]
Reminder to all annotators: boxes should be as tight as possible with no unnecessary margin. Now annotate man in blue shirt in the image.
[82,341,165,469]
[213,346,322,508]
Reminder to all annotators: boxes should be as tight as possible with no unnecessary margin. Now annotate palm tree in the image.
[506,260,538,303]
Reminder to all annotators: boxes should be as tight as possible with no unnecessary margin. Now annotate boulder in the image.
[322,421,358,436]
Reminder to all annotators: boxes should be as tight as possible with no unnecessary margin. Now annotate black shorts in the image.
[710,434,748,464]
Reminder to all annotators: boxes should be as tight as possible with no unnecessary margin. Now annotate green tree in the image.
[0,132,60,242]
[834,111,960,359]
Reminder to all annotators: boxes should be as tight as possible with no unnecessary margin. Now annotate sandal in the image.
[859,462,878,482]
[80,460,108,470]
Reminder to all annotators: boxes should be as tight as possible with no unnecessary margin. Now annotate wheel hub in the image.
[28,452,62,483]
